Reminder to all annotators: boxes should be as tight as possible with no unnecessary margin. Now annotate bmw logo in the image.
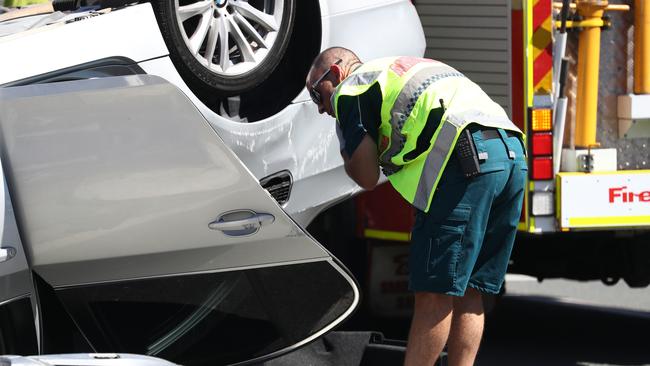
[215,0,227,7]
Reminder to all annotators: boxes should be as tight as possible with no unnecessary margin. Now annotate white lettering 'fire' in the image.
[609,186,650,203]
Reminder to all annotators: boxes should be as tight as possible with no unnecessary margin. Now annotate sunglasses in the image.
[309,58,342,105]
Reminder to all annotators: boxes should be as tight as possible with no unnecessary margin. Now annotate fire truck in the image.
[310,0,650,317]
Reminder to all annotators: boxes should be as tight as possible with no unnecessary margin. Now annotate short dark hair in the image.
[311,47,361,75]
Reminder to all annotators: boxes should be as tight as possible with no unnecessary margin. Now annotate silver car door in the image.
[0,157,39,354]
[0,75,359,365]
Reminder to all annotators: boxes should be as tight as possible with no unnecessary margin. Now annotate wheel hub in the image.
[175,0,284,75]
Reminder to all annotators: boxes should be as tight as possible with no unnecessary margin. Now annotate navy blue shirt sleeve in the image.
[336,95,367,157]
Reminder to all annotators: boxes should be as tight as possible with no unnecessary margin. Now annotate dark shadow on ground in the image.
[478,295,650,365]
[338,294,650,365]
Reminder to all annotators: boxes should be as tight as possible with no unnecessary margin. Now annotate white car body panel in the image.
[0,1,425,227]
[0,5,168,85]
[0,0,423,359]
[321,0,426,63]
[3,354,178,366]
[319,0,410,17]
[139,57,360,225]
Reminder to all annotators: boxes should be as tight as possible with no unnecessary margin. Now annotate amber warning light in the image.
[529,108,554,180]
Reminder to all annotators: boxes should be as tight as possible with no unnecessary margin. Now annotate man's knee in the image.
[453,288,484,314]
[413,291,454,312]
[463,287,483,299]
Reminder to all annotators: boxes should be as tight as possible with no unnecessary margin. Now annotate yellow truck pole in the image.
[635,0,650,94]
[572,0,629,148]
[575,0,608,148]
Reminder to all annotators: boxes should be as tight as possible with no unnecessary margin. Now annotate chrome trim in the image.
[48,257,360,366]
[0,293,30,307]
[228,257,360,366]
[50,257,335,289]
[31,285,43,355]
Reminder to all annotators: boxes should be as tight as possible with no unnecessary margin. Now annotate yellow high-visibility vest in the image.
[4,0,49,8]
[333,56,522,212]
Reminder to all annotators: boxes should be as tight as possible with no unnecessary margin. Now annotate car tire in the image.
[152,0,296,97]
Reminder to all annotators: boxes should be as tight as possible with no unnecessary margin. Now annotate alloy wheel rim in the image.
[174,0,284,76]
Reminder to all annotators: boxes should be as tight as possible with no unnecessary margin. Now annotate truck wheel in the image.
[152,0,296,97]
[623,238,650,288]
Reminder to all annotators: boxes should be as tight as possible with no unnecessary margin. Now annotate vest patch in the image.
[390,57,435,76]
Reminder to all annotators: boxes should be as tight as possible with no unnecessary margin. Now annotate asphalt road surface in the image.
[505,274,650,314]
[478,276,650,366]
[340,275,650,366]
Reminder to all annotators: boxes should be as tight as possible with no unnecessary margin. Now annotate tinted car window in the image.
[0,297,38,354]
[56,261,355,365]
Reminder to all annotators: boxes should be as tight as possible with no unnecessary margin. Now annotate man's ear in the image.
[330,63,343,83]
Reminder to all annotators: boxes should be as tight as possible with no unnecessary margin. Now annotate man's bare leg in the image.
[446,287,485,366]
[404,292,453,366]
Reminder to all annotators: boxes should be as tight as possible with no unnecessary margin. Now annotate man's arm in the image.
[341,134,379,190]
[335,94,380,190]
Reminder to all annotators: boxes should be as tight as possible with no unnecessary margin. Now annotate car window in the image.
[55,261,355,365]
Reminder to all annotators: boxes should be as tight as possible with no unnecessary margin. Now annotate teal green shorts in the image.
[408,125,527,296]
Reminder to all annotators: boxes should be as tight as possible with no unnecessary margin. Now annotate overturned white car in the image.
[0,0,425,364]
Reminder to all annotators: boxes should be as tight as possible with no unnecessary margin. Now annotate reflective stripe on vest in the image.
[343,71,382,89]
[382,67,465,175]
[411,109,515,210]
[413,121,457,210]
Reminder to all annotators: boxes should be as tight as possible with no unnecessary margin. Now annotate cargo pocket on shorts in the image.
[426,205,471,289]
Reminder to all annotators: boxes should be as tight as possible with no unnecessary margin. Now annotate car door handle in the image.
[0,247,16,263]
[208,211,275,236]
